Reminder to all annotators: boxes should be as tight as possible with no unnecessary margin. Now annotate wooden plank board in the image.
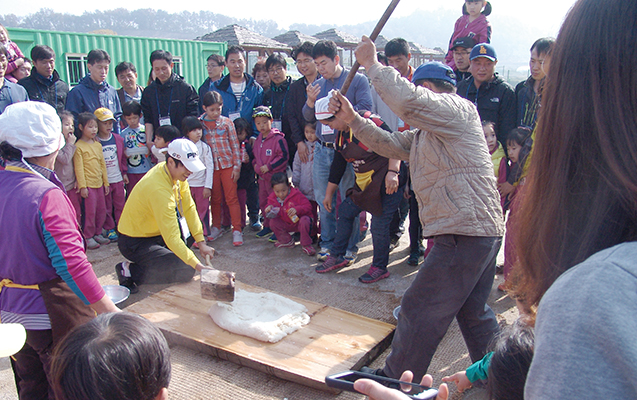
[126,278,395,392]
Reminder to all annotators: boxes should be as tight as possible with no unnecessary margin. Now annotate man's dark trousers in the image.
[384,234,502,380]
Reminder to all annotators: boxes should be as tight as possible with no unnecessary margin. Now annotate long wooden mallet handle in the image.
[340,0,401,96]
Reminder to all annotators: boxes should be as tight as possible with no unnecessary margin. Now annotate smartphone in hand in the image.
[325,371,438,400]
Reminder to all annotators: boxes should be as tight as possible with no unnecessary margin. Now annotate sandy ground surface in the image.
[0,221,516,400]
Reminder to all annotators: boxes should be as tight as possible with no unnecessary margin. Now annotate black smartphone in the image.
[325,370,438,399]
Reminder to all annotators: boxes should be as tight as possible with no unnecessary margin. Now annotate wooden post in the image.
[340,0,401,96]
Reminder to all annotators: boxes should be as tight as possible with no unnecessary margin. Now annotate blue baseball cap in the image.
[470,43,497,61]
[412,62,457,87]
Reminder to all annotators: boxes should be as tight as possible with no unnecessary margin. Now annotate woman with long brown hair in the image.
[515,0,637,398]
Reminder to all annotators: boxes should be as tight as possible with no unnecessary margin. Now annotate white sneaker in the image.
[94,234,110,245]
[344,250,357,265]
[232,230,243,246]
[207,226,223,242]
[86,237,100,249]
[317,248,330,262]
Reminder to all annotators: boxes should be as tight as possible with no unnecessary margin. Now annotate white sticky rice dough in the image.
[208,289,310,343]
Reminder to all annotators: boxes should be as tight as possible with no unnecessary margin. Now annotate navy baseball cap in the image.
[470,43,497,61]
[412,62,457,87]
[451,36,476,50]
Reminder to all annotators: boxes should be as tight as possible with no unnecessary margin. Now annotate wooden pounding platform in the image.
[126,277,395,392]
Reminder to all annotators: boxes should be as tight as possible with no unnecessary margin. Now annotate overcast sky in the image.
[5,0,578,38]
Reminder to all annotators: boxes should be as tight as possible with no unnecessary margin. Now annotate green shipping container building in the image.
[6,27,227,88]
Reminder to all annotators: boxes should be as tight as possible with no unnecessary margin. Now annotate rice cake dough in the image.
[208,289,310,343]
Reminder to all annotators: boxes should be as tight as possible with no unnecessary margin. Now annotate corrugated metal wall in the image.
[8,27,227,88]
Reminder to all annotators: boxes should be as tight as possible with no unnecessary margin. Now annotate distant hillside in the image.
[0,8,283,40]
[1,7,539,82]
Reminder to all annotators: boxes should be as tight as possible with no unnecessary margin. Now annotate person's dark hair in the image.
[312,40,338,60]
[50,313,171,400]
[225,45,245,61]
[155,125,180,143]
[270,171,290,187]
[166,154,183,168]
[21,57,32,66]
[207,53,225,66]
[291,42,315,61]
[150,50,172,65]
[481,120,495,130]
[202,90,223,107]
[0,141,23,162]
[30,45,55,62]
[77,112,98,139]
[462,0,492,16]
[377,52,388,66]
[181,116,204,137]
[233,117,253,138]
[385,38,410,58]
[121,100,142,117]
[252,60,267,77]
[506,127,532,148]
[87,49,111,65]
[265,54,287,71]
[115,61,137,77]
[77,112,98,126]
[486,321,535,400]
[59,110,74,123]
[414,78,456,94]
[0,43,7,58]
[304,121,317,131]
[530,37,556,57]
[515,0,637,307]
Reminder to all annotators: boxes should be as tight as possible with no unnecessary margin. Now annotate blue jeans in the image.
[312,144,359,253]
[331,187,404,268]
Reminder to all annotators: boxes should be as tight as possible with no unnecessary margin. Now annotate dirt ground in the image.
[0,221,516,400]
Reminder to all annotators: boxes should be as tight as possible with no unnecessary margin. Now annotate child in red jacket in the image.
[265,172,315,256]
[252,106,289,241]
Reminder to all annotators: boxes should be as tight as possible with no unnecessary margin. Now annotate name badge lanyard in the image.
[156,87,174,120]
[236,86,248,116]
[271,84,290,121]
[2,85,13,105]
[96,82,107,109]
[466,77,479,107]
[37,79,58,106]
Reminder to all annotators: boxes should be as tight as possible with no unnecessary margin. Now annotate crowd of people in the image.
[1,0,636,399]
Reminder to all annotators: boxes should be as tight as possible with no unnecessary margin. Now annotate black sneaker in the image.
[250,218,263,232]
[360,366,387,376]
[359,367,399,389]
[407,251,421,266]
[115,263,138,294]
[388,236,400,252]
[315,255,349,273]
[358,266,390,283]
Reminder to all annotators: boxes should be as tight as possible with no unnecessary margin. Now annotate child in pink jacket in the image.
[445,1,492,69]
[266,172,315,256]
[252,106,289,241]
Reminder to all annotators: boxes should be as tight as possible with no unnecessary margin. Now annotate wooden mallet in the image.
[340,0,401,96]
[201,254,236,302]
